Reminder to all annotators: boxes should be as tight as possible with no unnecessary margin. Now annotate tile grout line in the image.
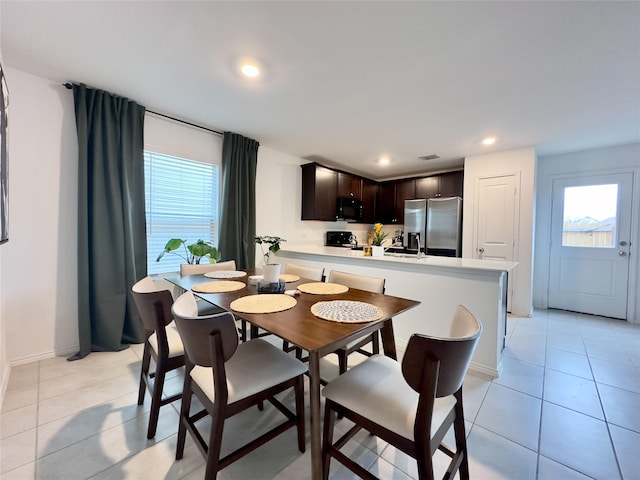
[533,310,552,480]
[588,335,626,480]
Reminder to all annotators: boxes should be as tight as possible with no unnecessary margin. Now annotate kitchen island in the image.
[275,244,518,377]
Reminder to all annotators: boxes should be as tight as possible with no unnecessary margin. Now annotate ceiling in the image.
[2,1,639,179]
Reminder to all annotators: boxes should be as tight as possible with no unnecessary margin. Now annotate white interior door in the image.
[475,174,519,311]
[548,173,633,319]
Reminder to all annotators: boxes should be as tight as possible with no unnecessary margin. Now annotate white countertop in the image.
[278,244,518,273]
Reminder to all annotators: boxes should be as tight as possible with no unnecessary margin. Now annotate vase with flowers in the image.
[255,235,286,283]
[368,223,388,257]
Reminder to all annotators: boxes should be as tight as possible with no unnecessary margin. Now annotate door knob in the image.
[619,251,627,256]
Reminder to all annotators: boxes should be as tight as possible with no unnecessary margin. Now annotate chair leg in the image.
[205,405,226,480]
[240,319,247,342]
[322,401,336,480]
[137,343,151,405]
[371,332,380,354]
[147,363,166,439]
[176,376,193,460]
[337,350,348,376]
[294,376,305,453]
[416,449,436,480]
[453,390,470,480]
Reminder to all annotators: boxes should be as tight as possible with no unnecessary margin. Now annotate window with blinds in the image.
[144,151,219,274]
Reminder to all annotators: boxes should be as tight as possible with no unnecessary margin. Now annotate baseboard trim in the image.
[0,361,10,409]
[10,344,79,367]
[469,360,501,379]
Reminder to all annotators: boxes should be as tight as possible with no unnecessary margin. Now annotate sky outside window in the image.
[562,184,618,247]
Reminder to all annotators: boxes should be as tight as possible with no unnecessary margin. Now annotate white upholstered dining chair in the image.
[178,260,247,340]
[171,291,307,479]
[179,259,237,276]
[284,263,325,281]
[327,270,386,375]
[321,305,482,480]
[131,276,185,439]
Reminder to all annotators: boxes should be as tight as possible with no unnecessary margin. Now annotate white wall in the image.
[462,147,536,317]
[1,68,79,365]
[144,114,222,165]
[534,143,640,322]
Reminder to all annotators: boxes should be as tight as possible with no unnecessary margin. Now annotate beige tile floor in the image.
[1,309,639,479]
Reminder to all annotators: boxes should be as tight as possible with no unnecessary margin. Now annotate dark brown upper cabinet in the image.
[376,182,396,224]
[337,172,362,199]
[438,170,464,197]
[301,162,463,224]
[377,178,415,224]
[394,179,416,224]
[415,170,463,199]
[361,178,378,224]
[301,163,338,221]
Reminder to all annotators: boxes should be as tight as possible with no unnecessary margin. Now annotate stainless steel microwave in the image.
[336,195,363,222]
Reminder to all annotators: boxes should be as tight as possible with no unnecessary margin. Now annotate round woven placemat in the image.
[297,282,349,295]
[311,300,383,323]
[279,273,300,283]
[192,281,246,294]
[230,294,297,314]
[203,270,247,279]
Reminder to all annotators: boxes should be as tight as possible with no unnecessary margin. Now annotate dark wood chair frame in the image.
[322,319,482,480]
[173,307,306,479]
[132,284,185,440]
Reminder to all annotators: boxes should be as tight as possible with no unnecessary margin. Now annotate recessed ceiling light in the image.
[482,137,496,146]
[378,157,391,165]
[241,64,260,77]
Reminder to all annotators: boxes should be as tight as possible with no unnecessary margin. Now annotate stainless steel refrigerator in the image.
[403,199,427,251]
[426,197,462,257]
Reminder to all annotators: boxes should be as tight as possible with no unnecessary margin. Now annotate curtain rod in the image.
[63,83,223,136]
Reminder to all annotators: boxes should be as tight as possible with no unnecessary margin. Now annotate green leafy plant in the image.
[255,235,286,264]
[156,239,221,265]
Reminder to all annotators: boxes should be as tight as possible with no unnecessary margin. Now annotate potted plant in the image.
[255,235,286,283]
[368,223,388,257]
[255,235,286,264]
[156,239,221,264]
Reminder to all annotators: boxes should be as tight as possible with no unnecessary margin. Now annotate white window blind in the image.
[144,151,219,274]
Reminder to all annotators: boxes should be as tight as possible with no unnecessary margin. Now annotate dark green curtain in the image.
[70,83,147,360]
[218,132,259,269]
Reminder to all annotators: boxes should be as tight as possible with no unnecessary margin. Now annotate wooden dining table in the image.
[163,270,420,480]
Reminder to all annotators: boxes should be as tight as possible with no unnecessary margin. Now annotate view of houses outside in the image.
[562,184,618,248]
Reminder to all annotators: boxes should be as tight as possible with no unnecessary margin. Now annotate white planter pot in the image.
[371,246,384,257]
[262,263,282,283]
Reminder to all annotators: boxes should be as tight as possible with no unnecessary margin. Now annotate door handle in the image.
[619,251,627,257]
[478,247,484,259]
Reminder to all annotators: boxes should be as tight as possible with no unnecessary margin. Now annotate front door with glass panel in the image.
[548,173,633,319]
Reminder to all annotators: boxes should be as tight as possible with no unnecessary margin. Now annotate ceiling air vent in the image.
[419,154,441,161]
